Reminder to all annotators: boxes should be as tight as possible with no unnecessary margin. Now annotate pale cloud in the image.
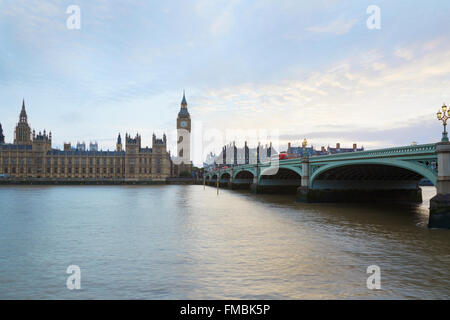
[193,38,450,153]
[210,3,237,36]
[394,48,414,61]
[194,0,241,37]
[306,17,358,35]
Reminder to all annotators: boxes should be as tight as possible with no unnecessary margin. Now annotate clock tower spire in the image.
[176,91,192,172]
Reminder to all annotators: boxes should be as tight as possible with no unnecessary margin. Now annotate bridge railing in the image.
[308,143,437,162]
[204,143,437,173]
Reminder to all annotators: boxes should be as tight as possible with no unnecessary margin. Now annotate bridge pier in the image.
[429,142,450,228]
[297,157,310,202]
[219,178,231,188]
[250,176,259,193]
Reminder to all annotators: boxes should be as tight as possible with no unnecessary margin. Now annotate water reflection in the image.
[0,185,448,299]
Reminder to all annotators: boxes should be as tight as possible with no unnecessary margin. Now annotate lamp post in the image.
[437,103,449,142]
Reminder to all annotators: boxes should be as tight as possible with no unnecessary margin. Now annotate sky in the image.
[0,0,449,166]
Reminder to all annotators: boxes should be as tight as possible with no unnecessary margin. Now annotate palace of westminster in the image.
[0,93,192,181]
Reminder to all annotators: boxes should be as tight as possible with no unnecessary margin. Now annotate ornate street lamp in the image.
[437,103,449,142]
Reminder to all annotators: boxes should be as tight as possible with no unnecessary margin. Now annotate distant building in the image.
[89,142,98,152]
[215,141,277,166]
[203,152,217,171]
[0,99,180,180]
[287,140,364,158]
[76,142,86,152]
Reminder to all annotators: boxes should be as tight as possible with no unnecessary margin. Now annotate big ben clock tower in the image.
[176,91,191,171]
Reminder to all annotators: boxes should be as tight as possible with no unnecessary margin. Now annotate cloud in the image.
[394,48,414,61]
[192,37,450,152]
[306,17,358,35]
[209,1,240,37]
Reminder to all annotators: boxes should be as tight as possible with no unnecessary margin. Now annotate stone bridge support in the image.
[219,177,232,188]
[296,157,310,202]
[250,166,260,193]
[429,142,450,228]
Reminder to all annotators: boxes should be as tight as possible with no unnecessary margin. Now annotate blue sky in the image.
[1,0,450,165]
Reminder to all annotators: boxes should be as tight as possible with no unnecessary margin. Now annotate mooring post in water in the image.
[217,169,220,195]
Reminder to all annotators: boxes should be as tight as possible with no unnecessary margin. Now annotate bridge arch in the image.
[260,165,302,178]
[259,167,302,184]
[310,159,437,188]
[233,169,255,180]
[220,172,231,180]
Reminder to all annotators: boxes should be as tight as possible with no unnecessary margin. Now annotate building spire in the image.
[19,98,28,123]
[0,123,4,144]
[181,90,187,107]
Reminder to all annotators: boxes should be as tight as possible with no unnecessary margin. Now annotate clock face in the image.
[180,121,188,128]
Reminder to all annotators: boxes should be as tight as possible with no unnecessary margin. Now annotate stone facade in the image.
[0,100,175,181]
[174,91,192,176]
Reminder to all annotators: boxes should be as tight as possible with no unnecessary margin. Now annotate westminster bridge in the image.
[204,142,450,229]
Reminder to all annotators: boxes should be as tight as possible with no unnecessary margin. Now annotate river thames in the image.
[0,185,448,299]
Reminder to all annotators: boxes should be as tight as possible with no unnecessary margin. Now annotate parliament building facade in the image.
[0,94,192,182]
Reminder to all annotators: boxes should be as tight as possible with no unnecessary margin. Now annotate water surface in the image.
[0,185,448,299]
